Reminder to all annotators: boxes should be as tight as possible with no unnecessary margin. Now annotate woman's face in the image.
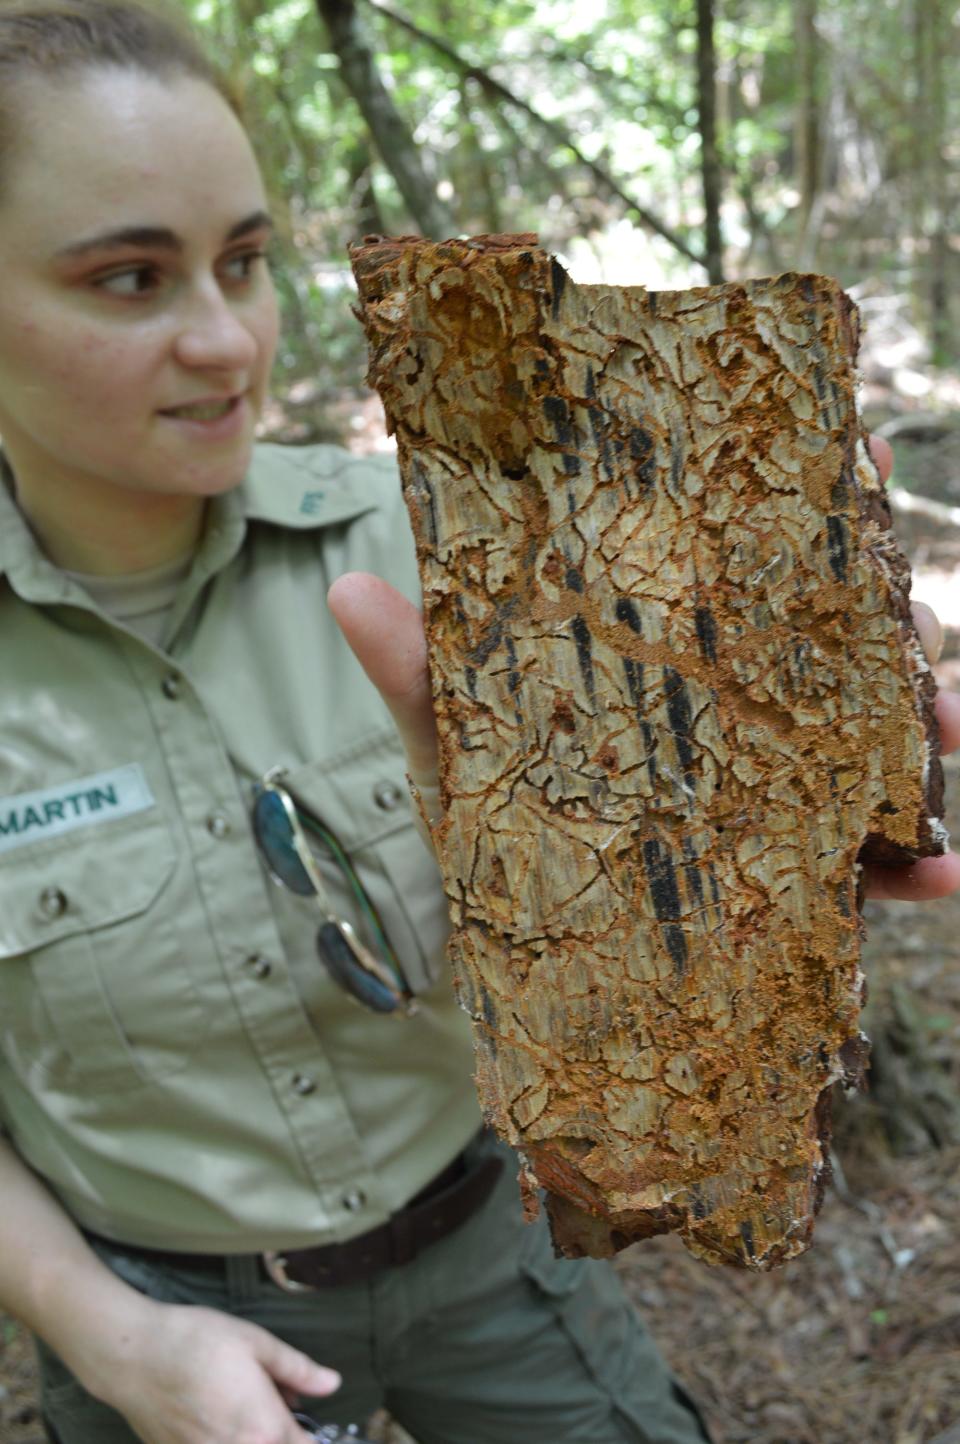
[0,67,280,505]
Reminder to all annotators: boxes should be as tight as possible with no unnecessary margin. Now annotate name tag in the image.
[0,765,155,854]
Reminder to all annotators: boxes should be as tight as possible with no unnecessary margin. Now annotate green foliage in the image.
[176,0,959,430]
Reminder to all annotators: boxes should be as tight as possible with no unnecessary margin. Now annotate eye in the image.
[95,264,162,298]
[221,249,269,284]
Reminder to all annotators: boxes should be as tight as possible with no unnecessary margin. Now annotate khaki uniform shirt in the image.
[0,443,479,1252]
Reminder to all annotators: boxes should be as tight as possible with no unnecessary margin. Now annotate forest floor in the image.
[2,361,959,1444]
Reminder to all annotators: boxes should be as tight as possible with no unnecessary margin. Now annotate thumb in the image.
[911,599,944,664]
[255,1332,341,1399]
[328,571,438,786]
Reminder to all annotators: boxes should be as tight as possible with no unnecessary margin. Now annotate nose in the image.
[173,278,259,375]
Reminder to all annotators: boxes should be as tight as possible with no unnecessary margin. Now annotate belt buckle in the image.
[262,1249,316,1293]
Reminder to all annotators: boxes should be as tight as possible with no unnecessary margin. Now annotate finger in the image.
[935,687,960,754]
[911,600,944,664]
[868,433,893,484]
[863,850,960,902]
[255,1333,340,1399]
[328,572,438,784]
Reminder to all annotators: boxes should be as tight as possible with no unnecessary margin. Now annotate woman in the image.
[0,5,957,1444]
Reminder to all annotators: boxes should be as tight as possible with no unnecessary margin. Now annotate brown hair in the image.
[0,0,241,177]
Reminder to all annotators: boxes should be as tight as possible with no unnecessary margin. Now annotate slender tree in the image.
[315,0,455,238]
[344,137,388,239]
[909,0,951,360]
[925,0,950,362]
[794,0,821,267]
[695,0,724,283]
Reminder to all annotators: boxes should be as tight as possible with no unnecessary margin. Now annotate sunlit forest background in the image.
[2,3,960,1443]
[177,0,960,458]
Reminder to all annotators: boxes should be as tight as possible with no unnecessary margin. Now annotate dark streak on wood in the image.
[349,233,946,1273]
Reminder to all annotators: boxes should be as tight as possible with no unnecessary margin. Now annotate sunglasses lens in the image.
[289,1415,323,1440]
[252,789,315,897]
[317,921,401,1014]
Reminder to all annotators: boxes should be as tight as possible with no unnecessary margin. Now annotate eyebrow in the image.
[55,209,275,259]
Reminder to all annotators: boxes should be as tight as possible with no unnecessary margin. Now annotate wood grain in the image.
[350,234,947,1269]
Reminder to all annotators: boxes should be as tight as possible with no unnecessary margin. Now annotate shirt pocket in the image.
[277,727,450,999]
[0,808,211,1093]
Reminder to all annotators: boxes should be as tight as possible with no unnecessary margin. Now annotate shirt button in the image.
[342,1188,367,1212]
[206,812,231,839]
[373,781,403,811]
[161,673,182,700]
[247,954,272,979]
[292,1073,316,1096]
[39,886,68,920]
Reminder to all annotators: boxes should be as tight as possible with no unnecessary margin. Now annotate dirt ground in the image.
[3,407,959,1444]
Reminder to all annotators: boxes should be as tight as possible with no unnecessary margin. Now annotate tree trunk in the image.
[794,0,821,267]
[351,235,946,1271]
[695,0,724,283]
[344,137,387,240]
[453,82,503,235]
[926,0,949,363]
[726,32,783,274]
[315,0,454,238]
[911,0,950,362]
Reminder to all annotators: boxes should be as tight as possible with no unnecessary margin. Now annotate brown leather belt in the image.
[84,1142,503,1292]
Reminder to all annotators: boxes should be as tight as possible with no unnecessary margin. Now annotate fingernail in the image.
[316,1368,341,1392]
[911,600,944,663]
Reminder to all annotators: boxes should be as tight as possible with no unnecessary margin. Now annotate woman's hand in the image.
[867,598,960,899]
[329,434,959,902]
[328,573,437,787]
[87,1297,338,1444]
[0,1139,335,1444]
[861,436,960,900]
[328,572,441,841]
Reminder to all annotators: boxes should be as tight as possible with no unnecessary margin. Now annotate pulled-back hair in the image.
[0,0,240,175]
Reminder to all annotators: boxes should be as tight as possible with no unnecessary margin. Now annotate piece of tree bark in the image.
[350,234,947,1269]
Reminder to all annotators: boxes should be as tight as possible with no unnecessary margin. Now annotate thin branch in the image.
[361,0,708,273]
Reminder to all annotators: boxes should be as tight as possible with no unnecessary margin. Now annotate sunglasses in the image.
[291,1413,374,1442]
[252,767,416,1016]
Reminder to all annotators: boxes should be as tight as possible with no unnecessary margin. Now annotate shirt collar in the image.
[0,442,394,597]
[235,441,392,531]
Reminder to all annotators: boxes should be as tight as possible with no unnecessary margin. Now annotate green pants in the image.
[38,1134,710,1444]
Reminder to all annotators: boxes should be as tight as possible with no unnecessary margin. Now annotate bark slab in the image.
[350,234,947,1269]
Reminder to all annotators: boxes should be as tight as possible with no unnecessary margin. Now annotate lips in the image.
[160,395,241,420]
